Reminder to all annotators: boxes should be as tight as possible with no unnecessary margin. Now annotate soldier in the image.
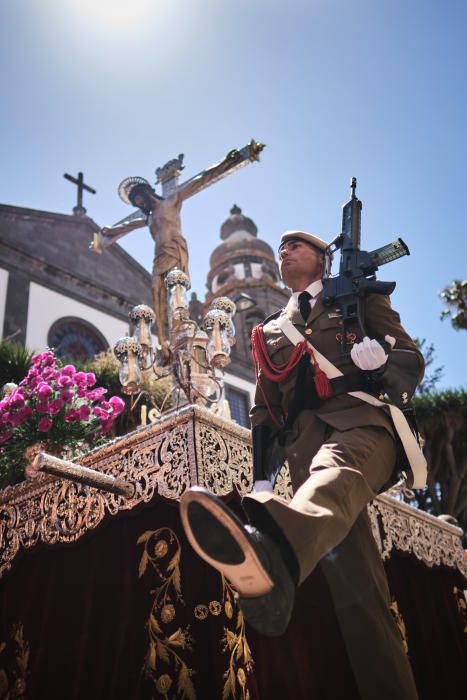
[180,230,424,699]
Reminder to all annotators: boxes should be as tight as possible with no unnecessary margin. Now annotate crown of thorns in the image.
[117,176,154,205]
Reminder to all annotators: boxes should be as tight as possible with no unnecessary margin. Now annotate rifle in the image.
[322,178,409,355]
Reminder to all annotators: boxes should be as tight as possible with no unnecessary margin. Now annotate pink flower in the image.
[36,402,51,415]
[98,420,113,435]
[42,368,59,381]
[17,406,33,422]
[58,375,73,388]
[37,417,53,432]
[32,351,55,367]
[1,412,11,425]
[87,388,107,401]
[76,387,87,398]
[24,376,41,390]
[61,365,76,376]
[60,390,74,404]
[48,398,64,415]
[74,372,87,386]
[64,409,79,423]
[9,412,26,427]
[85,372,96,387]
[109,396,125,415]
[10,391,25,408]
[93,407,110,420]
[78,405,91,421]
[37,384,53,401]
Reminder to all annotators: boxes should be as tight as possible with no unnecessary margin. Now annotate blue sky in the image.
[1,0,465,390]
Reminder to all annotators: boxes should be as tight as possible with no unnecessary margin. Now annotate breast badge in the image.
[335,331,357,345]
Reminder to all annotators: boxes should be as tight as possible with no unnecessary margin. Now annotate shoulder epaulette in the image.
[262,309,282,325]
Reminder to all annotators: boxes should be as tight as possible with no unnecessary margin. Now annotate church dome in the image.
[206,205,281,297]
[220,204,257,240]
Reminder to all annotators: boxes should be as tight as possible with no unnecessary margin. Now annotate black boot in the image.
[180,487,297,637]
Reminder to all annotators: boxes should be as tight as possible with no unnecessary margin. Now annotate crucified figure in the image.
[91,140,264,354]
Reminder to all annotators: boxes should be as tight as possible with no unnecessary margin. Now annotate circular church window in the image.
[48,318,108,362]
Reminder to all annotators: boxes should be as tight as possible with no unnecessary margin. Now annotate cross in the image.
[64,171,97,216]
[92,140,265,349]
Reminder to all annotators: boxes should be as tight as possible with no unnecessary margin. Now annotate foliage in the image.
[439,279,467,331]
[411,389,467,531]
[0,350,125,487]
[0,340,33,386]
[414,338,443,395]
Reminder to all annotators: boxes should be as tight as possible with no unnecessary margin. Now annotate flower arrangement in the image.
[0,350,125,487]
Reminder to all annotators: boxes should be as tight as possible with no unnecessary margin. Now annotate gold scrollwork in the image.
[193,605,208,621]
[453,586,467,633]
[390,600,409,653]
[138,527,196,700]
[0,623,29,699]
[219,576,253,700]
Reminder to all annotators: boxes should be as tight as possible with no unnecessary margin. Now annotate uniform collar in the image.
[291,279,323,305]
[285,280,324,325]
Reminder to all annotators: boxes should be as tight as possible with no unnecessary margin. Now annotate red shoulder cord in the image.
[251,323,333,426]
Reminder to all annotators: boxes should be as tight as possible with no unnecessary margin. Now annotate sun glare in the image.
[77,0,156,27]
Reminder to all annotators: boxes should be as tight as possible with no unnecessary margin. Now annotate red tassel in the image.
[305,346,334,399]
[314,364,333,399]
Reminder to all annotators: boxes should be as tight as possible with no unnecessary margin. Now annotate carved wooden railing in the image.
[0,405,465,579]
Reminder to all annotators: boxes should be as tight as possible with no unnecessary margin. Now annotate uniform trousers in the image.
[243,425,419,699]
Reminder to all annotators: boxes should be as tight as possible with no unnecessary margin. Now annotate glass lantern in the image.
[203,309,232,369]
[210,296,236,346]
[129,304,155,369]
[113,336,143,395]
[165,268,191,326]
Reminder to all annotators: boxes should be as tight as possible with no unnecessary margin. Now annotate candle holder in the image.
[113,337,143,395]
[129,304,156,369]
[113,268,236,416]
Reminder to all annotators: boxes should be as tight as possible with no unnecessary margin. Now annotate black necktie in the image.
[298,291,312,321]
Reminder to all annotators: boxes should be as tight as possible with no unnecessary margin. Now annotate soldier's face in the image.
[279,240,324,288]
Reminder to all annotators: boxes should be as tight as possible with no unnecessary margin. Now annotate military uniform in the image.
[244,288,424,699]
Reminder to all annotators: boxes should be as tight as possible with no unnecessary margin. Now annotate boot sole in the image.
[180,487,274,597]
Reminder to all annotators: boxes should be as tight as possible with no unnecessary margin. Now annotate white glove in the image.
[350,335,396,370]
[253,480,273,494]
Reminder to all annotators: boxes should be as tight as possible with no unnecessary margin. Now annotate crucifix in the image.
[64,171,97,216]
[91,139,265,351]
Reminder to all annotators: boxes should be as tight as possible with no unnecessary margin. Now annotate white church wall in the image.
[26,282,128,353]
[0,268,9,336]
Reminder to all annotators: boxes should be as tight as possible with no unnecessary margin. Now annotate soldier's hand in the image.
[350,335,395,370]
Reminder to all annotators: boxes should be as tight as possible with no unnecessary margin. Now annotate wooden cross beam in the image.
[64,171,96,216]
